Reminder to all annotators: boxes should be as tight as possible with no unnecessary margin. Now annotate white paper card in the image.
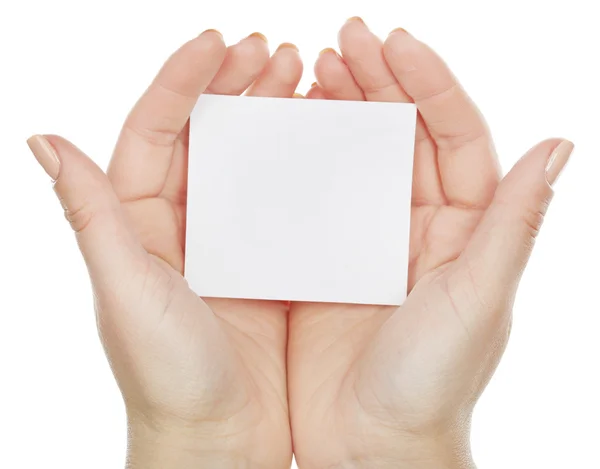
[185,95,416,305]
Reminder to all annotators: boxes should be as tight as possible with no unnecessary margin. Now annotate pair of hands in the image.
[27,18,572,469]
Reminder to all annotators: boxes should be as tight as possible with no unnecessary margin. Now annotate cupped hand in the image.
[28,30,302,469]
[289,18,573,469]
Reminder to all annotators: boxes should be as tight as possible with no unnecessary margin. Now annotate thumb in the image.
[457,138,574,305]
[27,134,148,286]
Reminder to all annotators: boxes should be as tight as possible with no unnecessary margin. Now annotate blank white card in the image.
[185,95,416,306]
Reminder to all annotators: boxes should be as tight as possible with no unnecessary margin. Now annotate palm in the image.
[118,128,288,406]
[289,21,501,468]
[104,31,303,468]
[408,153,484,287]
[119,134,188,270]
[288,142,491,468]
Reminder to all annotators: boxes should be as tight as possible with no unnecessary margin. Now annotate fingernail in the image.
[545,140,574,186]
[202,29,223,39]
[319,47,337,57]
[311,81,318,88]
[388,27,409,37]
[293,93,304,98]
[277,42,299,52]
[346,16,365,24]
[27,135,60,181]
[248,32,268,43]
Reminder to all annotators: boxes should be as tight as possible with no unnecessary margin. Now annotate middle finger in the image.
[338,17,410,103]
[207,32,270,95]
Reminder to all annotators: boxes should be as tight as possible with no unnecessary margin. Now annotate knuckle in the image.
[361,80,399,97]
[64,199,95,234]
[415,81,459,104]
[123,121,179,148]
[519,196,550,240]
[63,197,116,235]
[494,185,553,242]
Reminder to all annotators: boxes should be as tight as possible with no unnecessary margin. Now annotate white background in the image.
[1,0,598,468]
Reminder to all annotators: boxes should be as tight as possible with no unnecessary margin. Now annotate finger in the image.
[336,18,440,204]
[207,32,270,95]
[158,34,271,207]
[27,135,148,286]
[338,18,429,144]
[411,133,446,206]
[306,83,328,99]
[314,48,364,101]
[338,17,410,103]
[337,18,429,141]
[245,43,303,97]
[384,29,500,208]
[457,139,574,307]
[108,30,226,202]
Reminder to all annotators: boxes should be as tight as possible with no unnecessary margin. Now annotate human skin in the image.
[289,18,573,469]
[28,30,303,469]
[26,20,573,469]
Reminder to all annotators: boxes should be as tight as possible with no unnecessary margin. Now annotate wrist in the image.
[330,453,475,469]
[326,430,475,469]
[387,433,475,469]
[126,419,252,469]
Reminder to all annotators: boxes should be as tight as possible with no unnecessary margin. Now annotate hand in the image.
[288,18,573,469]
[27,30,302,469]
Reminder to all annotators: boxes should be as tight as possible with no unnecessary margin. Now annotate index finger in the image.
[108,30,226,202]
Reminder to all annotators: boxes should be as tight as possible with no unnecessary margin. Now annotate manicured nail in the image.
[311,82,318,88]
[319,47,337,57]
[27,135,60,181]
[249,32,268,43]
[293,93,304,98]
[277,42,299,52]
[545,140,574,186]
[202,29,223,39]
[388,27,408,36]
[346,16,365,24]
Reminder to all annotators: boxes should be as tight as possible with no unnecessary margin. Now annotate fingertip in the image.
[495,139,565,204]
[533,138,569,155]
[314,49,365,101]
[242,41,302,98]
[276,42,299,52]
[512,138,571,187]
[314,49,348,85]
[383,27,416,52]
[197,28,227,53]
[345,16,365,24]
[179,30,227,69]
[383,31,420,73]
[43,134,80,156]
[387,27,410,37]
[248,31,268,44]
[314,49,342,75]
[271,50,303,85]
[274,43,301,62]
[236,33,271,62]
[200,28,224,40]
[40,135,113,204]
[27,134,60,181]
[338,15,371,46]
[545,139,574,187]
[318,47,338,57]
